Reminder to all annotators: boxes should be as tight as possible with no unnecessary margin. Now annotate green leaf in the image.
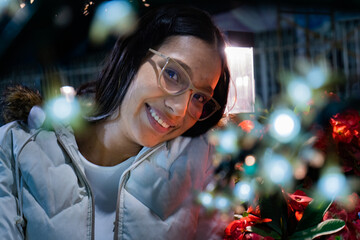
[290,219,345,240]
[249,224,282,239]
[295,196,332,232]
[258,188,288,235]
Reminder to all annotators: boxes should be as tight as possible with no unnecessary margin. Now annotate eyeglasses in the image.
[149,48,221,121]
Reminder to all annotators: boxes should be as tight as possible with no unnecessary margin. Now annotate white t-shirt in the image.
[79,152,134,239]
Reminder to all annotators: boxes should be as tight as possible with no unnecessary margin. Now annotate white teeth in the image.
[149,108,170,128]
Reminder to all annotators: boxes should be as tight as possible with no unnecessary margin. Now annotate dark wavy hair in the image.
[80,5,230,137]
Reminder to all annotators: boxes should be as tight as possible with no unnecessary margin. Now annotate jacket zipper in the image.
[56,133,95,240]
[113,143,164,240]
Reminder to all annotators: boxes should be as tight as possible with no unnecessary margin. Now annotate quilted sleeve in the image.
[0,127,25,239]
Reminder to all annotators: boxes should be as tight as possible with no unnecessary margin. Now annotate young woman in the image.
[0,5,230,240]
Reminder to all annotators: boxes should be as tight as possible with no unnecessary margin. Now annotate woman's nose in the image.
[164,91,191,117]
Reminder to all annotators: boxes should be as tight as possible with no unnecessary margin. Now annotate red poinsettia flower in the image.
[330,109,360,144]
[323,193,360,239]
[224,206,272,240]
[283,189,313,221]
[238,120,255,133]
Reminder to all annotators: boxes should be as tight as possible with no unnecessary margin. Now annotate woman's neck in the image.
[74,120,142,166]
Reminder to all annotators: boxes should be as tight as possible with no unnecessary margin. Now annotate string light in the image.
[269,108,300,143]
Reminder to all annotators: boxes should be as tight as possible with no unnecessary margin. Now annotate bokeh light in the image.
[214,196,231,211]
[52,97,73,119]
[293,161,307,180]
[244,155,257,175]
[301,147,325,168]
[287,77,312,106]
[234,181,252,201]
[318,168,348,200]
[45,86,81,123]
[269,108,300,143]
[263,151,293,185]
[60,85,76,101]
[245,155,256,166]
[198,192,213,208]
[89,0,137,45]
[306,66,327,89]
[0,0,10,13]
[216,128,239,154]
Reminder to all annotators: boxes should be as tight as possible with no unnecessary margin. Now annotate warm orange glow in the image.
[245,155,256,166]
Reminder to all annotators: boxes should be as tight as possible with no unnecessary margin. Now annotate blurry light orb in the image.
[60,86,76,96]
[218,129,238,154]
[287,79,311,105]
[0,0,9,12]
[306,66,326,89]
[234,181,252,201]
[275,114,294,135]
[270,109,300,143]
[266,154,292,184]
[90,0,137,44]
[47,96,80,122]
[214,196,231,211]
[294,162,307,180]
[53,97,73,120]
[198,192,213,208]
[60,86,76,101]
[318,172,347,199]
[97,1,132,25]
[245,155,256,166]
[302,148,325,168]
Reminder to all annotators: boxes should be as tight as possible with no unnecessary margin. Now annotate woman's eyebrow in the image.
[172,57,214,95]
[172,58,193,78]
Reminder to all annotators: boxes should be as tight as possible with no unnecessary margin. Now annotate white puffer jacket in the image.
[0,120,225,240]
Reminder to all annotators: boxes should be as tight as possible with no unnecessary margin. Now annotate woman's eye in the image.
[192,93,208,104]
[164,69,179,82]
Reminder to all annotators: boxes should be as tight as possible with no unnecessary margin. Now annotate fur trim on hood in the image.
[1,85,43,124]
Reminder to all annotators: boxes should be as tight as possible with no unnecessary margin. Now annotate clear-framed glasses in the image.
[149,48,221,121]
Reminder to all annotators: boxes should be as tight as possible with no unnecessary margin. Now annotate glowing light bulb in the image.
[269,109,300,143]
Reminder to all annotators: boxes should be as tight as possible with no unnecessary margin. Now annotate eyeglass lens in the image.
[160,58,218,120]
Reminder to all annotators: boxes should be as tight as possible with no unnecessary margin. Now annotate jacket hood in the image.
[1,85,43,124]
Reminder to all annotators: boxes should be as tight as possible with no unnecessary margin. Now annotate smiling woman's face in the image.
[116,35,222,147]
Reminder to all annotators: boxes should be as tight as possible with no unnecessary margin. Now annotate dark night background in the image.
[1,0,360,74]
[0,0,360,119]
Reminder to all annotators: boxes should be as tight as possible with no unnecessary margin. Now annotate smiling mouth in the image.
[149,107,171,129]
